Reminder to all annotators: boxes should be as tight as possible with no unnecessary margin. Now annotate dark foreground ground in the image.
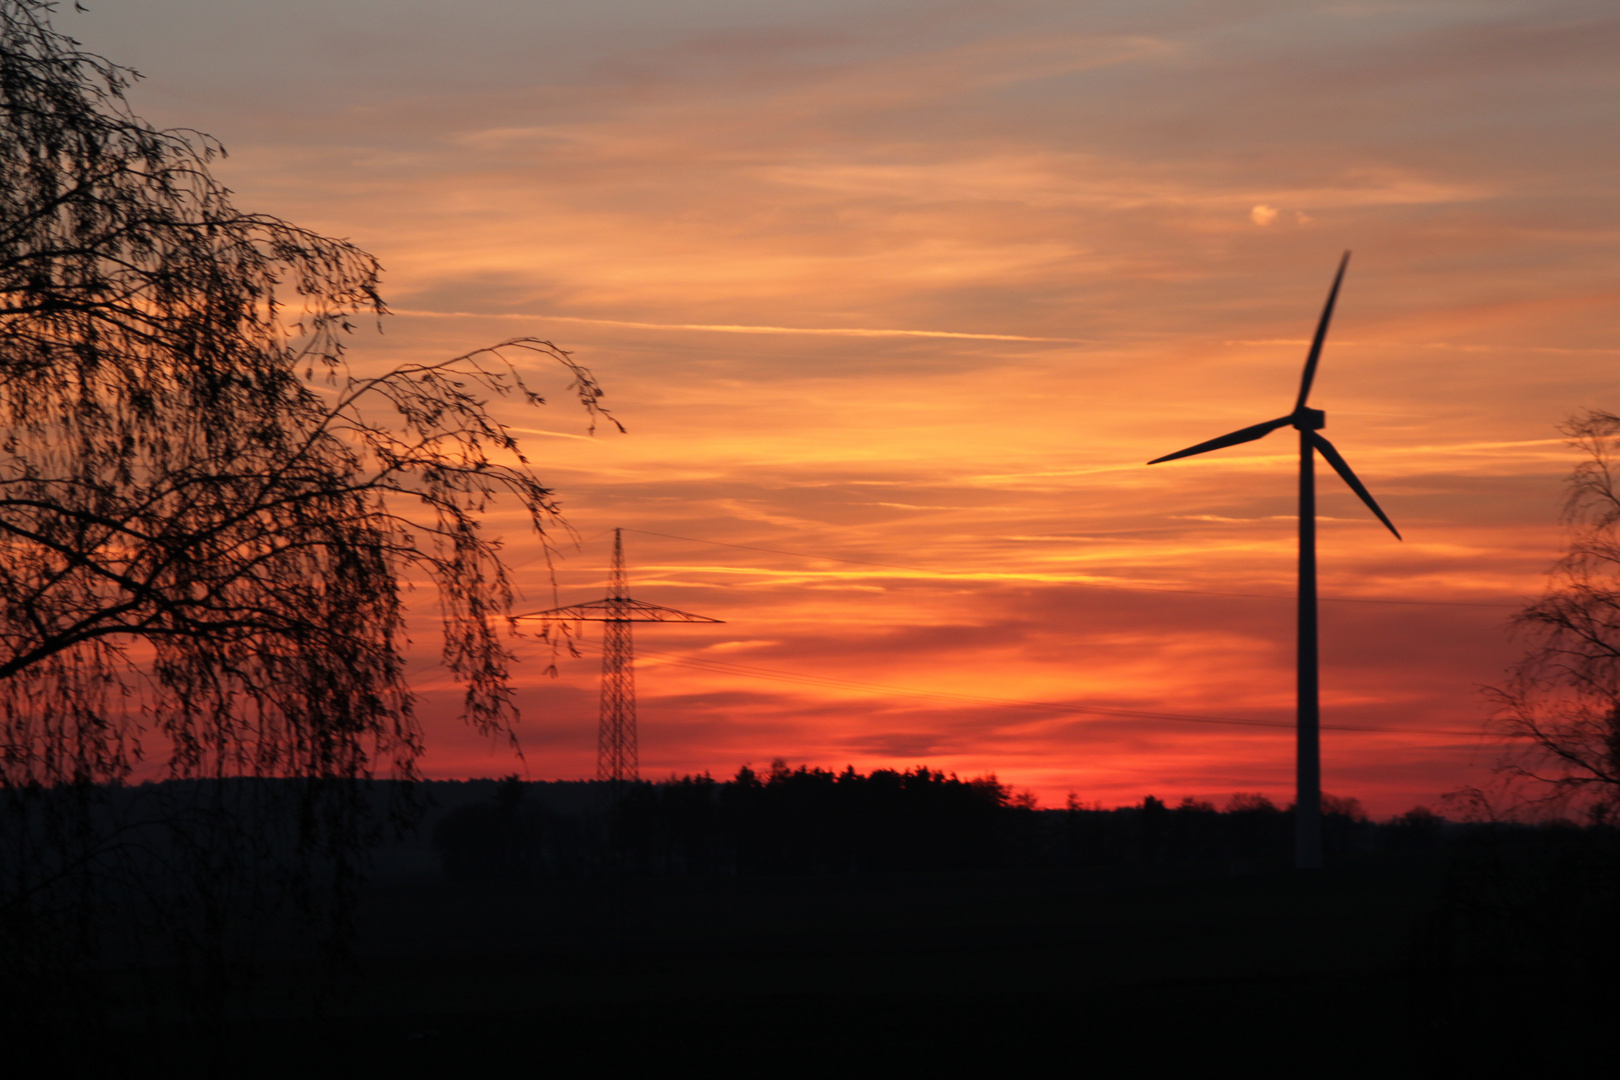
[76,846,1605,1077]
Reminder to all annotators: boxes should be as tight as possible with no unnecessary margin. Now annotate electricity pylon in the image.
[524,529,721,782]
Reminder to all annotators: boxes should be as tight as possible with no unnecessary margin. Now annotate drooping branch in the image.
[0,3,618,790]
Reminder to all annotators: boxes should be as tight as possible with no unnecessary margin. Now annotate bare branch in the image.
[1487,410,1620,818]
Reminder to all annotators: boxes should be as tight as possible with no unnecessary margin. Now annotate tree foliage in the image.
[1490,409,1620,818]
[0,0,609,791]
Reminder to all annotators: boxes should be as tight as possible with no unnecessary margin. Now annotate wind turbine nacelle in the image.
[1294,407,1326,431]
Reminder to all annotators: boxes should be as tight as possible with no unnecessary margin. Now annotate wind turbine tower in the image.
[1148,253,1401,870]
[525,529,722,783]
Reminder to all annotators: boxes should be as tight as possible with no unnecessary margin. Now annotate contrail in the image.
[391,308,1087,343]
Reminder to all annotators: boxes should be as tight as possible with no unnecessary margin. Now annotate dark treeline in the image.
[437,764,1012,879]
[0,766,1473,897]
[430,762,1453,880]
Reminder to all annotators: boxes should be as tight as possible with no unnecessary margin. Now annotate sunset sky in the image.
[78,1,1620,813]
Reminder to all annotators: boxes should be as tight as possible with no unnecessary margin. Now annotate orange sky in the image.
[78,2,1620,813]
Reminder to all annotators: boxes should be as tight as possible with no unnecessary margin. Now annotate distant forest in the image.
[428,762,1449,880]
[1,766,1452,900]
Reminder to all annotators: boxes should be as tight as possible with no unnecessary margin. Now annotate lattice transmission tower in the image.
[526,529,721,782]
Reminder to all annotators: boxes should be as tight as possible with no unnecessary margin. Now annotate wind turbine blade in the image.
[1294,251,1351,411]
[1308,431,1401,539]
[1147,415,1294,465]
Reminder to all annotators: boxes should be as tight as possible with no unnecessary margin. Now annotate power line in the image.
[621,527,1523,610]
[559,638,1485,740]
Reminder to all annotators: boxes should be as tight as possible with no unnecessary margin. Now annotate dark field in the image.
[11,778,1614,1076]
[96,849,1583,1076]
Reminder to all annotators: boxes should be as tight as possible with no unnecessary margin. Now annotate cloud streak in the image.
[391,307,1086,342]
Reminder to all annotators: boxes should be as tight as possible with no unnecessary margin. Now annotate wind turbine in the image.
[1147,252,1399,870]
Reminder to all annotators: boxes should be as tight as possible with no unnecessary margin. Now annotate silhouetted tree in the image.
[1388,805,1444,850]
[1426,416,1620,1045]
[0,0,609,1029]
[1488,411,1620,820]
